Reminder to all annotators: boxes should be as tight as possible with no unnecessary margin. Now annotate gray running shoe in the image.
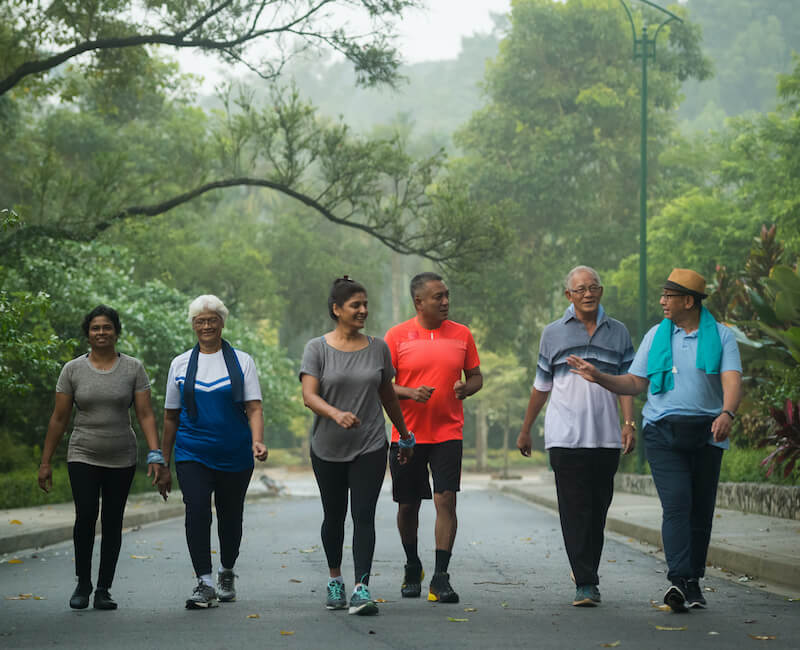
[326,579,347,610]
[685,579,707,609]
[348,584,379,616]
[186,580,218,609]
[573,585,598,607]
[217,569,237,602]
[664,582,688,613]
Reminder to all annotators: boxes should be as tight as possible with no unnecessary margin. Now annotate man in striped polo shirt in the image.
[517,266,635,607]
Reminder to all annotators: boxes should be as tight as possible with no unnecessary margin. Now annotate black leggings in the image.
[68,462,136,589]
[311,444,387,585]
[175,461,253,577]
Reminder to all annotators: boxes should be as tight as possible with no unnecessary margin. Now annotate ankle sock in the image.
[435,549,451,574]
[403,542,421,566]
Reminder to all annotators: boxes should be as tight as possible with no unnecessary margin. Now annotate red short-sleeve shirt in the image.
[384,317,480,444]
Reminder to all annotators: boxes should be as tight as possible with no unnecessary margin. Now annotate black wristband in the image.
[722,409,735,420]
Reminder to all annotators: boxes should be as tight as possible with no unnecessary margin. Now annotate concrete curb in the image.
[492,482,800,591]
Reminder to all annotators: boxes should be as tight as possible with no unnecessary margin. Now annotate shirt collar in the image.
[562,303,607,327]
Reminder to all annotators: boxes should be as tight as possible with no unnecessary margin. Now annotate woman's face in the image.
[334,292,368,330]
[192,310,224,347]
[87,315,118,350]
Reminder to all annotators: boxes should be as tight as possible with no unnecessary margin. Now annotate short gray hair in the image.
[564,266,602,290]
[187,294,229,323]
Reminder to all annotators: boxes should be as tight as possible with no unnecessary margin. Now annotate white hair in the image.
[187,294,229,323]
[564,266,602,290]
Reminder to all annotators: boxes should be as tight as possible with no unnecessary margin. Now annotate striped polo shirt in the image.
[534,305,634,449]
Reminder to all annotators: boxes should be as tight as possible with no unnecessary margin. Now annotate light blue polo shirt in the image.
[628,320,742,449]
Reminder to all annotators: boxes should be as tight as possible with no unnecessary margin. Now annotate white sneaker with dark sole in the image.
[186,580,219,609]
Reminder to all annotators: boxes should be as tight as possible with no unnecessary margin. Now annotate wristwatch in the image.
[623,420,637,431]
[722,410,736,420]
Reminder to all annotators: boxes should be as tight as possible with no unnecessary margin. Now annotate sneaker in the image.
[664,581,688,613]
[401,563,424,598]
[217,569,237,602]
[573,585,599,607]
[93,588,118,610]
[326,579,347,610]
[185,580,219,609]
[69,582,92,610]
[348,584,378,616]
[685,579,707,609]
[428,572,459,603]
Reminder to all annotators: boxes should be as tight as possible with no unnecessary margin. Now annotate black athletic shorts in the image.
[389,439,462,503]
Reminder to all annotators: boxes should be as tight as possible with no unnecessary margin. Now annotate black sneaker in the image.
[664,581,688,613]
[685,579,707,609]
[217,569,237,602]
[428,572,459,603]
[93,588,117,610]
[401,563,424,598]
[186,580,219,609]
[69,582,92,610]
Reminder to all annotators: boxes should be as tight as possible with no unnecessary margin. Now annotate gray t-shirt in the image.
[56,353,150,468]
[299,336,394,462]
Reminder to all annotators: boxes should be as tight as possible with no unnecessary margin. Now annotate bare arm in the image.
[454,366,483,400]
[38,392,74,492]
[711,370,743,443]
[157,408,180,500]
[301,374,361,429]
[393,383,435,402]
[245,400,268,461]
[133,389,164,486]
[379,381,413,465]
[517,388,549,457]
[618,394,636,455]
[566,355,649,395]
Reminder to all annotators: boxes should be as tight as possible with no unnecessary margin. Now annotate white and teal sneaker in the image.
[326,579,347,610]
[348,584,378,616]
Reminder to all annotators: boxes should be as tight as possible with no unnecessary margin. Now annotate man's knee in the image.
[433,490,457,514]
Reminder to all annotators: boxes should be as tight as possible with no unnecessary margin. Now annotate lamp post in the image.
[618,0,681,470]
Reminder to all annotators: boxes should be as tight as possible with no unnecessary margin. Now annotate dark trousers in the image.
[68,462,136,589]
[175,461,253,577]
[311,445,387,584]
[644,424,723,581]
[549,447,620,587]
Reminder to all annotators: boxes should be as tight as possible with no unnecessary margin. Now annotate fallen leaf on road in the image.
[651,603,671,611]
[447,617,468,623]
[600,642,620,647]
[289,579,302,583]
[9,520,22,525]
[748,635,776,641]
[5,594,34,600]
[464,607,477,612]
[280,630,294,635]
[7,559,22,564]
[299,547,318,553]
[247,614,259,619]
[607,559,616,563]
[655,626,687,631]
[709,632,720,636]
[744,619,757,624]
[129,555,152,560]
[473,581,523,586]
[501,602,508,608]
[375,598,386,603]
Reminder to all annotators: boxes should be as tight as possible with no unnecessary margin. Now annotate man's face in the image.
[565,270,603,317]
[660,290,694,321]
[415,280,450,326]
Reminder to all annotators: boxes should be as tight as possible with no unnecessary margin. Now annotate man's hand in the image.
[454,380,468,400]
[711,412,734,442]
[397,446,414,465]
[156,466,172,501]
[333,410,361,429]
[410,385,435,403]
[517,430,532,457]
[253,441,268,462]
[566,355,599,382]
[621,424,636,455]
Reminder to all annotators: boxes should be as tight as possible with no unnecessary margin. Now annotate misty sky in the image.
[176,0,512,91]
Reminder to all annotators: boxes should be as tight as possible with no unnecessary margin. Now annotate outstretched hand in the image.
[566,355,599,383]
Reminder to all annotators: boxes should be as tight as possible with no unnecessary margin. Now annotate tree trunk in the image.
[475,403,489,473]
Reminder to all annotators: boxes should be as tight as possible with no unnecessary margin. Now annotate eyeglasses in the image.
[193,317,221,327]
[569,285,602,296]
[660,293,684,301]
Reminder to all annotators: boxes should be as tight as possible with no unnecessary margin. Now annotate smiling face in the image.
[87,315,118,351]
[192,309,224,348]
[333,291,368,330]
[565,269,603,319]
[414,280,450,327]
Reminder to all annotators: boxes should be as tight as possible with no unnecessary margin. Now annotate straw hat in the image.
[664,268,707,299]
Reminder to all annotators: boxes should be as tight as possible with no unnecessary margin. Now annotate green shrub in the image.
[720,445,799,485]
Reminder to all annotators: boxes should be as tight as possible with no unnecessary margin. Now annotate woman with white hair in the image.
[157,295,268,610]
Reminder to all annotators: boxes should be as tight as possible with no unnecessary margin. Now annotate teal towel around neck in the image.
[646,306,722,395]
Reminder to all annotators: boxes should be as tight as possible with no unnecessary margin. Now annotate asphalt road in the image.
[1,483,798,649]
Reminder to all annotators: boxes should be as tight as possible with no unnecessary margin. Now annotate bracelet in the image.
[398,432,416,449]
[722,410,736,420]
[146,449,166,466]
[623,420,637,431]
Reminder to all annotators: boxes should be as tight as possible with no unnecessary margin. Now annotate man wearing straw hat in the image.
[566,268,742,613]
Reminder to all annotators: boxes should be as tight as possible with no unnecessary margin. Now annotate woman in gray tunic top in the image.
[38,305,163,611]
[300,277,414,616]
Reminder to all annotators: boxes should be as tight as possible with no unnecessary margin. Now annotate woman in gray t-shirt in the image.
[300,277,414,616]
[37,305,163,611]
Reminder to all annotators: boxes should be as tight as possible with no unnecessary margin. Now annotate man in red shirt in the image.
[384,272,482,603]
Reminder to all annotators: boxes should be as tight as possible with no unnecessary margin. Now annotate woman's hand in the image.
[397,446,414,465]
[333,410,361,429]
[156,467,172,501]
[37,464,53,493]
[253,441,269,462]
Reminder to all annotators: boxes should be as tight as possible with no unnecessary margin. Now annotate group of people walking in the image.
[38,265,741,617]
